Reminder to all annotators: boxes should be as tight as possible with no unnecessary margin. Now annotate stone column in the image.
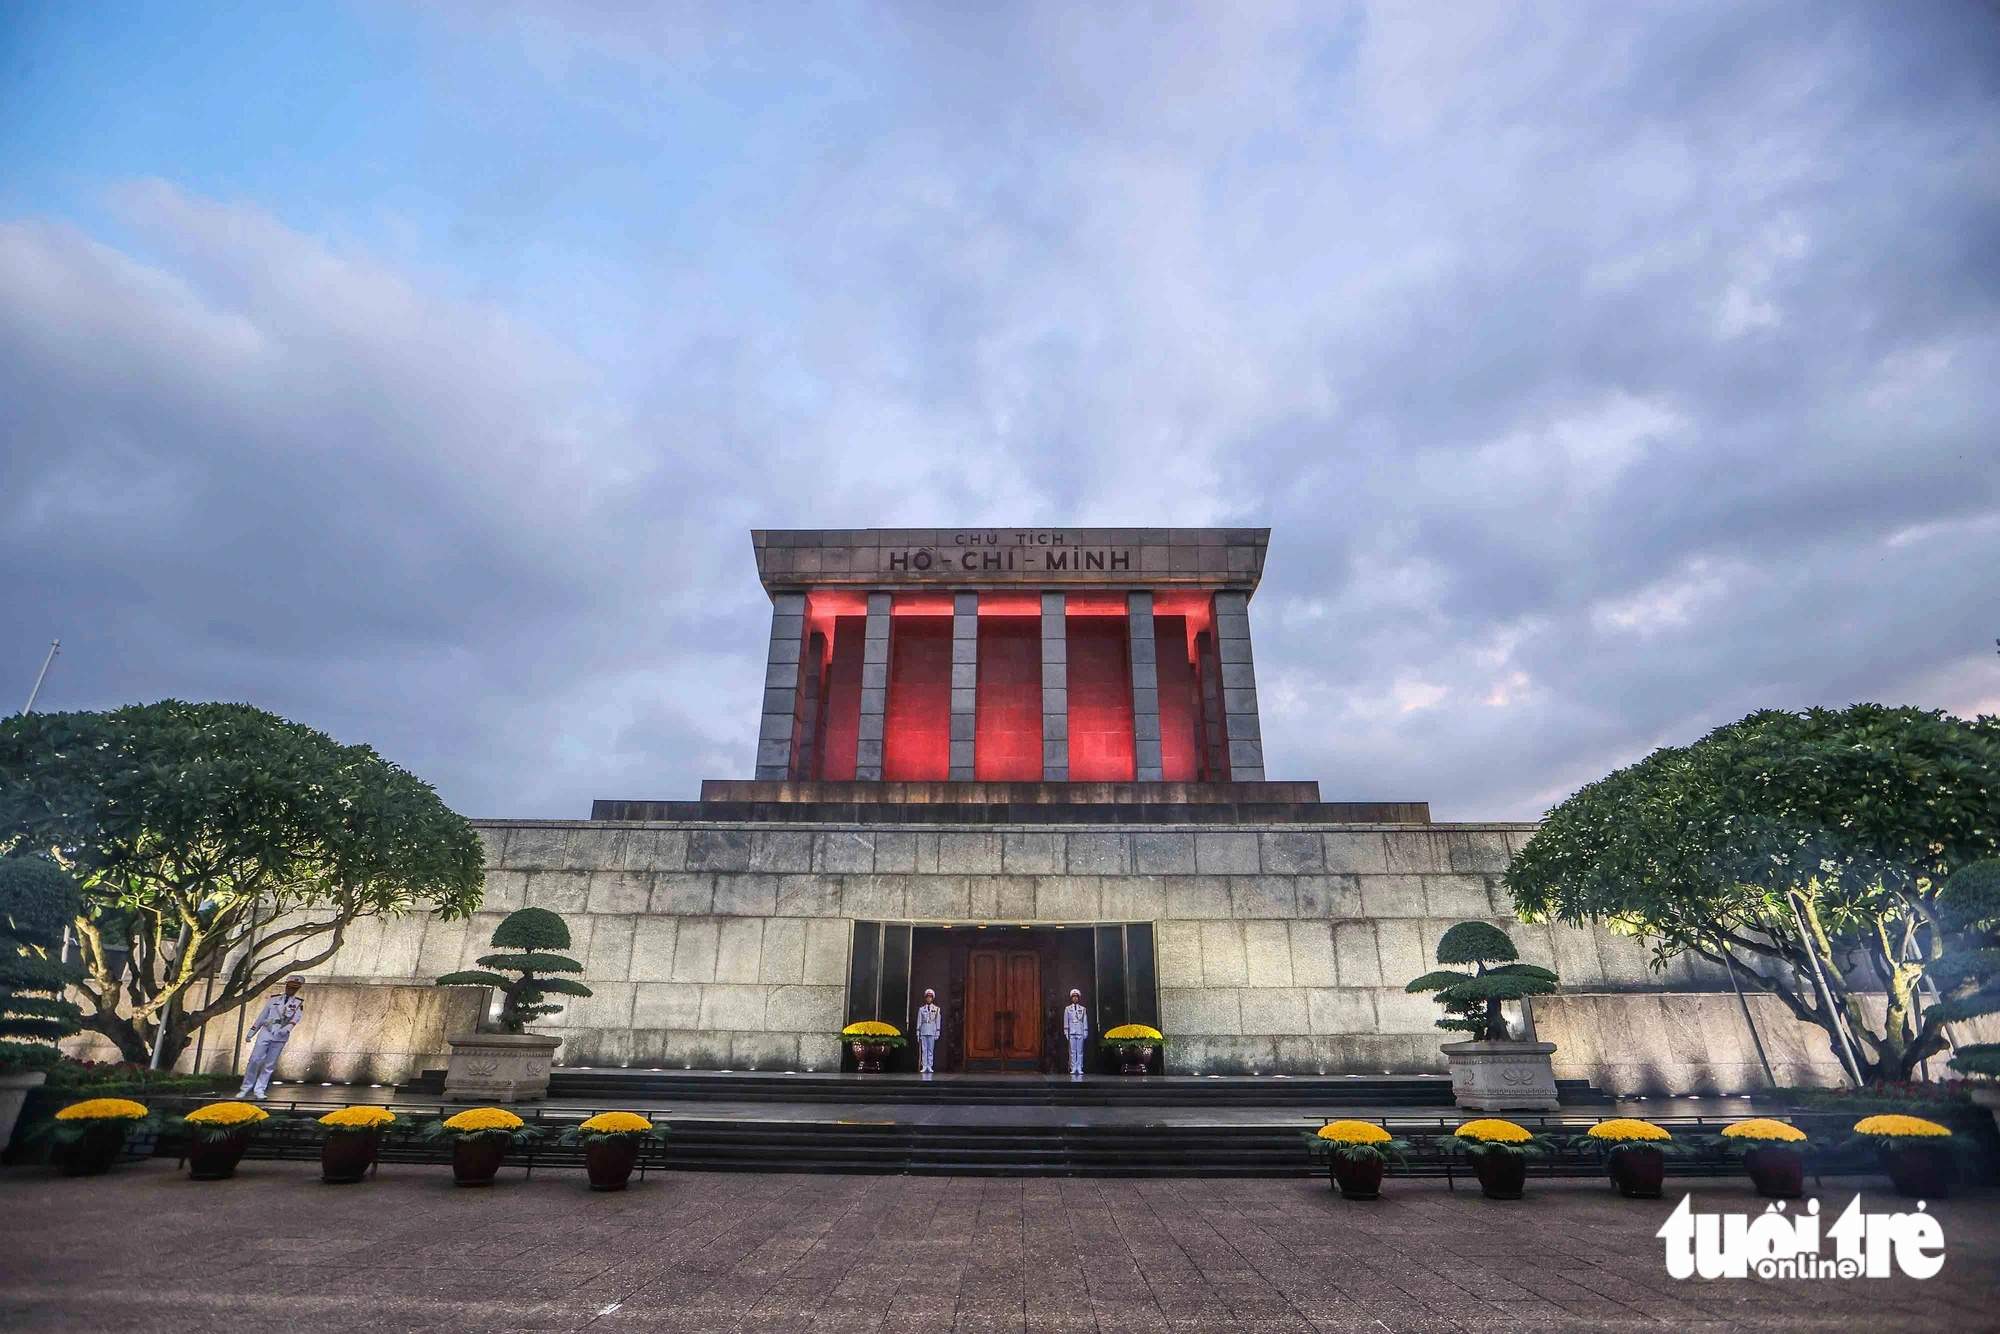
[1194,629,1228,781]
[855,591,893,781]
[1040,592,1068,781]
[1127,591,1163,782]
[949,590,978,780]
[793,630,828,782]
[1212,591,1265,781]
[754,592,807,780]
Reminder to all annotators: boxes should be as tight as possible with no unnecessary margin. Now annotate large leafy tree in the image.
[1507,705,2000,1084]
[0,701,484,1066]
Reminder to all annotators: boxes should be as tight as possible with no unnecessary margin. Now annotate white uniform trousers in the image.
[1067,1034,1086,1074]
[238,1031,290,1098]
[918,1035,937,1073]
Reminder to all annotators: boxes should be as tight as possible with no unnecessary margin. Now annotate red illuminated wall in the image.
[818,615,867,780]
[1066,615,1135,781]
[883,616,952,780]
[1154,615,1202,782]
[975,617,1042,780]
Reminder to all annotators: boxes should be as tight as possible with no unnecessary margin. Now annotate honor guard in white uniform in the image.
[1063,990,1090,1076]
[915,989,942,1074]
[238,975,306,1100]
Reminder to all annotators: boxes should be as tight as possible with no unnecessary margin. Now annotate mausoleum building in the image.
[274,528,1851,1094]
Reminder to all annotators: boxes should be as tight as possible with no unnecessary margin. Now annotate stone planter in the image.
[0,1071,46,1155]
[444,1032,561,1104]
[1879,1142,1954,1199]
[1605,1144,1665,1198]
[584,1137,642,1191]
[59,1122,131,1177]
[1466,1148,1528,1199]
[187,1132,253,1181]
[1117,1045,1155,1075]
[850,1041,892,1073]
[1441,1040,1559,1111]
[321,1132,379,1184]
[451,1138,508,1186]
[1743,1145,1804,1199]
[1328,1153,1385,1199]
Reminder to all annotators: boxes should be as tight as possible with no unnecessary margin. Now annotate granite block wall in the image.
[284,819,1855,1091]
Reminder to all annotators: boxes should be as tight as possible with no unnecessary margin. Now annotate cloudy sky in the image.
[3,2,1996,822]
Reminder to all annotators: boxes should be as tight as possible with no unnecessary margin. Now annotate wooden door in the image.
[965,948,1042,1070]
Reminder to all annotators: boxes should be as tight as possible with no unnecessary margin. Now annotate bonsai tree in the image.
[1934,860,2000,1080]
[0,701,484,1065]
[1507,705,2000,1084]
[437,907,592,1032]
[0,857,86,1074]
[1406,921,1559,1041]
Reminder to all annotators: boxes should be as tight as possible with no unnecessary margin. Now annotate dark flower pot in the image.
[321,1132,379,1184]
[452,1137,507,1186]
[1119,1045,1155,1075]
[1469,1149,1527,1199]
[851,1042,892,1073]
[1330,1153,1385,1199]
[1743,1145,1804,1199]
[59,1122,130,1177]
[584,1136,641,1191]
[1606,1144,1665,1198]
[1880,1142,1954,1199]
[187,1132,252,1180]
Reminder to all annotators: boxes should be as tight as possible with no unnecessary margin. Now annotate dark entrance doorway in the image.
[845,920,1159,1074]
[965,946,1042,1071]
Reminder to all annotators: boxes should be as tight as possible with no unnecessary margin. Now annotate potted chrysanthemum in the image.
[1851,1114,1956,1198]
[175,1101,273,1180]
[423,1106,542,1186]
[1101,1025,1165,1075]
[44,1097,153,1176]
[1306,1121,1409,1199]
[1451,1119,1550,1199]
[560,1112,666,1191]
[317,1106,403,1184]
[1581,1119,1679,1198]
[841,1021,906,1072]
[1719,1119,1808,1198]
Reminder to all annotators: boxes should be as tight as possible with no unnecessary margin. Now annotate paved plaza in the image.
[2,1162,1994,1333]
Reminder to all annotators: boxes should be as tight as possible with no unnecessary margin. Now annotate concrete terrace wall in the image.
[294,819,1853,1092]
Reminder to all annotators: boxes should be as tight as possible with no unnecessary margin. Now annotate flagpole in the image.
[22,639,59,714]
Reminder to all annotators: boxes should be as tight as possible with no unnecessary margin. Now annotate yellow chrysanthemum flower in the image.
[578,1112,654,1134]
[1853,1114,1952,1138]
[184,1101,269,1127]
[1316,1121,1391,1144]
[1104,1024,1164,1041]
[1455,1119,1532,1143]
[1586,1118,1670,1142]
[54,1098,150,1121]
[443,1107,525,1132]
[1721,1119,1807,1143]
[842,1020,901,1038]
[320,1106,397,1129]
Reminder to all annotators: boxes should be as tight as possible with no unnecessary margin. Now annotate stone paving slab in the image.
[2,1162,1994,1333]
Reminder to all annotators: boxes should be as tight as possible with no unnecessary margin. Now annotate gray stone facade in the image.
[297,818,1854,1093]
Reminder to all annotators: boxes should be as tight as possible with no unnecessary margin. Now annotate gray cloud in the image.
[4,2,1997,820]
